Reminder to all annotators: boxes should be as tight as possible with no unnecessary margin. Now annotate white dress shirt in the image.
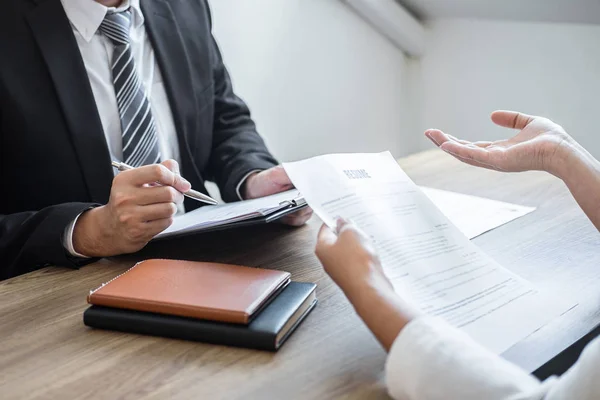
[59,0,255,257]
[386,317,600,400]
[60,0,180,163]
[59,0,180,257]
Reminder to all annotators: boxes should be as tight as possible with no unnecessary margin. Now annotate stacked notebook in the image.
[83,259,317,351]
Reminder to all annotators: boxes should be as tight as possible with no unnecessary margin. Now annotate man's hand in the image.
[425,110,576,177]
[73,160,190,257]
[242,165,313,226]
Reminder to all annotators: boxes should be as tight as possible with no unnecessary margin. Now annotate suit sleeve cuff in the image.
[235,169,262,200]
[385,317,541,400]
[62,211,92,259]
[219,157,278,203]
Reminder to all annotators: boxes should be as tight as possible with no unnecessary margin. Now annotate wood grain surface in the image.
[1,149,599,400]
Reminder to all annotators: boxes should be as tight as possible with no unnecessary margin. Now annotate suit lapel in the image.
[27,0,114,204]
[141,0,204,186]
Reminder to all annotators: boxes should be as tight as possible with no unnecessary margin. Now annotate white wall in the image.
[209,0,416,162]
[418,19,600,157]
[209,3,600,162]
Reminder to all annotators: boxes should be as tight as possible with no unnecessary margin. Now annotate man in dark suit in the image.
[0,0,312,280]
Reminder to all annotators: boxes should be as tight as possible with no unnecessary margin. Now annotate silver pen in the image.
[111,161,219,205]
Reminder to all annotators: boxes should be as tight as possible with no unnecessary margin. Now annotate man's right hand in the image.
[425,110,577,178]
[72,160,191,257]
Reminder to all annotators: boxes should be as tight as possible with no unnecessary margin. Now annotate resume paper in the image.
[420,187,536,239]
[284,152,571,354]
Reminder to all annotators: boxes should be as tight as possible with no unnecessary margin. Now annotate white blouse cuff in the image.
[385,316,541,400]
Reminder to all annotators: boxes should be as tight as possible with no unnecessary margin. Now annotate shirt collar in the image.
[60,0,145,43]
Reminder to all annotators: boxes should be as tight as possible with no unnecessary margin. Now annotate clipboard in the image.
[153,190,307,240]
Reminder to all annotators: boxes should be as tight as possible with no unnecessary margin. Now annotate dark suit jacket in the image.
[0,0,278,279]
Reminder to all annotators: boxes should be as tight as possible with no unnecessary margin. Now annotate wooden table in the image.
[2,149,600,400]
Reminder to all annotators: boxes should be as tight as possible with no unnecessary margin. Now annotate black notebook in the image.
[84,282,317,351]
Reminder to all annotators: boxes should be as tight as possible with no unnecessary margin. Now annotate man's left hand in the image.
[242,166,313,226]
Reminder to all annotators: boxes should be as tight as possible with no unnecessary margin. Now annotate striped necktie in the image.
[99,10,161,167]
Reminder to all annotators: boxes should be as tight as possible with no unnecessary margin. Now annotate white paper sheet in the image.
[284,152,570,354]
[156,190,302,238]
[420,187,536,239]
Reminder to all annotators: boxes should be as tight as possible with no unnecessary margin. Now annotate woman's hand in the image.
[315,218,390,293]
[315,219,419,351]
[425,110,576,177]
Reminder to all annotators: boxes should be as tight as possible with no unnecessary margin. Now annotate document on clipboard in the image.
[155,190,306,239]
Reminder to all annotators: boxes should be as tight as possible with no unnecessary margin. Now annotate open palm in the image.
[425,110,572,174]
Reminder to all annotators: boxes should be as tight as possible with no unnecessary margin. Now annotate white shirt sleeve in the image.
[62,213,91,259]
[385,316,600,400]
[235,170,262,200]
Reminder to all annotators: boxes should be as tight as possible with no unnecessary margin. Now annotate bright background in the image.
[208,0,600,161]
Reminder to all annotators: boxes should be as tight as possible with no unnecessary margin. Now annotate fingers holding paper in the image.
[315,219,389,293]
[315,219,415,351]
[425,110,575,176]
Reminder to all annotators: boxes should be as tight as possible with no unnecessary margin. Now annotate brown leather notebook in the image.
[87,259,291,324]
